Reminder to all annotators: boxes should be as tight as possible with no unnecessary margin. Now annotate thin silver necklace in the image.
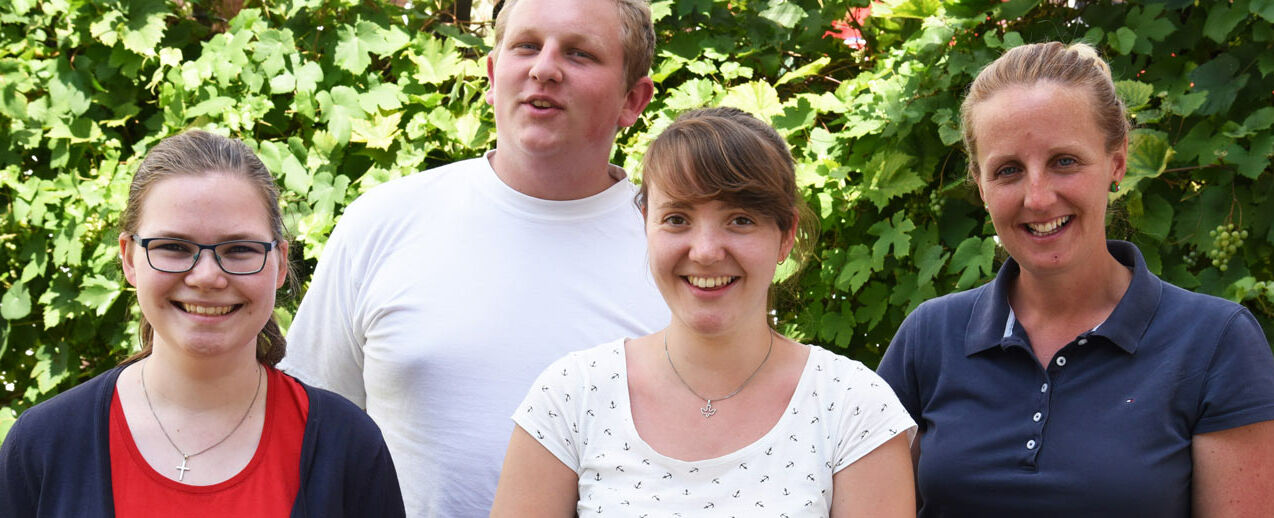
[140,359,262,482]
[664,329,774,418]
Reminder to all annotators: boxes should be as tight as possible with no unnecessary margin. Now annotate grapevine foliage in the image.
[3,0,1274,439]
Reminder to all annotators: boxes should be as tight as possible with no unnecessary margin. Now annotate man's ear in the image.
[617,76,655,128]
[485,55,497,106]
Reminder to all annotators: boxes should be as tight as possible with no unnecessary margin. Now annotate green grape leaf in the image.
[1254,0,1274,22]
[951,237,996,290]
[859,150,924,209]
[1125,4,1175,42]
[876,0,944,18]
[350,111,403,150]
[282,152,311,194]
[1108,27,1137,55]
[2,282,32,320]
[1120,129,1173,196]
[1130,193,1173,240]
[412,35,462,85]
[721,81,784,120]
[854,283,889,331]
[915,244,950,286]
[759,1,805,28]
[819,301,857,348]
[120,0,168,56]
[1203,2,1247,43]
[335,21,410,74]
[1115,80,1154,110]
[776,57,828,87]
[869,212,917,267]
[1242,107,1274,133]
[835,244,873,294]
[294,61,324,93]
[75,276,121,316]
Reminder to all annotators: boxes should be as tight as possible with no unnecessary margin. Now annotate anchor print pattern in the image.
[511,339,916,516]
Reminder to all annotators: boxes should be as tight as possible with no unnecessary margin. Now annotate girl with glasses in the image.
[0,130,405,517]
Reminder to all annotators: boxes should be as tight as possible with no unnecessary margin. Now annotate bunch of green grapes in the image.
[929,190,945,215]
[1182,248,1202,266]
[1206,223,1247,272]
[1252,280,1274,302]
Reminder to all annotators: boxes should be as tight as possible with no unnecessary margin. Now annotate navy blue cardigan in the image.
[0,364,405,517]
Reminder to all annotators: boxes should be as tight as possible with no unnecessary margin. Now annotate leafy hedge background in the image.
[3,0,1274,439]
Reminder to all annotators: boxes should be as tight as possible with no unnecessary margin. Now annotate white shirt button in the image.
[1056,356,1067,367]
[1077,338,1088,346]
[1033,412,1042,422]
[1040,383,1049,393]
[1026,439,1037,449]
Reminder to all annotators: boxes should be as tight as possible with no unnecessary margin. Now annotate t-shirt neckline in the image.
[614,338,818,468]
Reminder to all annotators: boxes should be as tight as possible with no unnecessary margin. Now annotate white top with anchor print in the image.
[513,339,916,517]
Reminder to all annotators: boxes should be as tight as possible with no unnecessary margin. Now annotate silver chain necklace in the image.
[664,330,774,418]
[140,359,263,482]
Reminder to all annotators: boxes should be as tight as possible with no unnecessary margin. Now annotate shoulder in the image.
[1156,280,1250,321]
[339,156,486,220]
[905,282,988,324]
[1141,278,1265,350]
[531,340,627,392]
[7,368,120,437]
[809,346,895,393]
[293,376,386,439]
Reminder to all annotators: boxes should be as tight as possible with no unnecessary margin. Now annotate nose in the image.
[528,45,563,83]
[184,250,229,289]
[687,227,726,265]
[1022,169,1057,211]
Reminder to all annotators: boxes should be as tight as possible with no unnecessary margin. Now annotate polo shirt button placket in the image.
[1027,380,1050,466]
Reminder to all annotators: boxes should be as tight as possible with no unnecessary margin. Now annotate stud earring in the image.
[1110,181,1120,193]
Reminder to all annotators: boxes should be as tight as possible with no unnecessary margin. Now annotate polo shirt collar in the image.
[964,240,1161,356]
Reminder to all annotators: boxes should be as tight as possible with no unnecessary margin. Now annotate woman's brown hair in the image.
[636,106,817,273]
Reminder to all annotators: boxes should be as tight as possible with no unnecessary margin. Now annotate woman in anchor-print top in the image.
[491,107,917,517]
[0,131,403,517]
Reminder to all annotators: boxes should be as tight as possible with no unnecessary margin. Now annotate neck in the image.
[1011,249,1132,321]
[143,346,262,412]
[664,318,775,388]
[488,147,620,201]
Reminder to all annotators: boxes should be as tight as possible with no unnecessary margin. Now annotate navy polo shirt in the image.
[878,240,1274,517]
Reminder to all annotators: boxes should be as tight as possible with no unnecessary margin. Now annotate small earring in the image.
[1110,181,1120,193]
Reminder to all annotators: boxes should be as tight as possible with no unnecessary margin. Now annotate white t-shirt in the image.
[280,153,669,517]
[514,339,917,517]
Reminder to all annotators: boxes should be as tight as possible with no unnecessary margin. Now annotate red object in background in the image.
[824,6,871,49]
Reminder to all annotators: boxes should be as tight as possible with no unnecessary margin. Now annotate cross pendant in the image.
[175,456,191,481]
[700,400,716,418]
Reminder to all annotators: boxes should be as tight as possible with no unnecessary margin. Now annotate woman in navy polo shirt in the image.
[878,42,1274,516]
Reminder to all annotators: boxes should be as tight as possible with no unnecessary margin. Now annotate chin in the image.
[679,312,735,337]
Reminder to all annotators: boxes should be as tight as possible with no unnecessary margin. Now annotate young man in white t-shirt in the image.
[280,1,667,515]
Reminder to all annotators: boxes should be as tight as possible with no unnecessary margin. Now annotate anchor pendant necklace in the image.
[664,329,774,418]
[140,359,263,482]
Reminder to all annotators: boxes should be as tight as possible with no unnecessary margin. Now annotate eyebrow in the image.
[141,231,272,242]
[657,200,697,211]
[505,26,606,55]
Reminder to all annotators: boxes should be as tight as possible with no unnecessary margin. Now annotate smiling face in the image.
[485,0,652,161]
[645,184,795,337]
[972,82,1126,276]
[120,174,287,360]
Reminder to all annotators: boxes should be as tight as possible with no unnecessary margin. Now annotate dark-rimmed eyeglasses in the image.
[131,235,277,275]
